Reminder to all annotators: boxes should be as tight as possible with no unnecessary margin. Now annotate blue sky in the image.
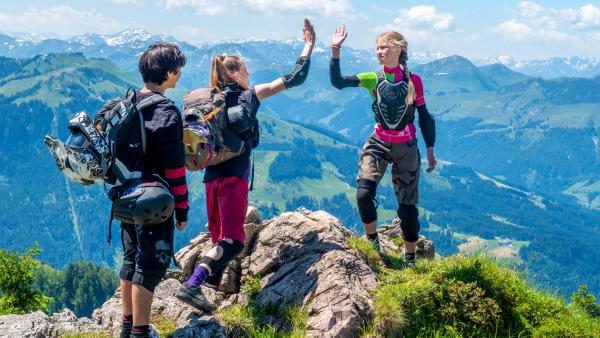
[1,1,599,58]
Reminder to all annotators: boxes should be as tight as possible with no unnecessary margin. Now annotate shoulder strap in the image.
[202,102,226,123]
[377,70,410,83]
[136,94,171,110]
[133,93,171,155]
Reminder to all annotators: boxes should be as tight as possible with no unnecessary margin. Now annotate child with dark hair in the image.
[118,42,188,338]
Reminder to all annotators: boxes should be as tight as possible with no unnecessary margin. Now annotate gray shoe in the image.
[176,283,216,313]
[148,324,160,338]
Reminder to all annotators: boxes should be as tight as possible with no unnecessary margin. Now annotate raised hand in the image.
[331,24,348,48]
[303,17,316,46]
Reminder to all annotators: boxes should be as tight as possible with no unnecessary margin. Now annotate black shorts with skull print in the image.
[119,219,174,293]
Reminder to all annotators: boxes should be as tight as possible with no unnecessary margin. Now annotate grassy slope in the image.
[0,54,140,107]
[348,237,600,338]
[216,237,600,337]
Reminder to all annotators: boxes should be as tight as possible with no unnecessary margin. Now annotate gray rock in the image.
[243,209,377,337]
[51,309,102,336]
[379,222,436,259]
[245,206,260,224]
[0,311,55,338]
[89,278,225,336]
[3,209,434,338]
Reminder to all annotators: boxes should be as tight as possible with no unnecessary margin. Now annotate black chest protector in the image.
[371,71,415,130]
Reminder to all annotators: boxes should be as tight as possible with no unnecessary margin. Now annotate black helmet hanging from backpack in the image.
[110,180,175,226]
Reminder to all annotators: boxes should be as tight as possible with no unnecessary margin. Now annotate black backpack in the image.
[94,90,171,186]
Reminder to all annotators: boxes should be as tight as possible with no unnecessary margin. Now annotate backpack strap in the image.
[132,93,172,154]
[136,94,171,110]
[376,70,410,83]
[376,70,385,84]
[202,102,226,123]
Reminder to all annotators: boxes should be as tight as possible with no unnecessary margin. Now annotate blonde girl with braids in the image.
[330,25,437,266]
[177,18,316,312]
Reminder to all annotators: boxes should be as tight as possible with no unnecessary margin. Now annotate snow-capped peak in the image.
[103,29,155,46]
[13,32,57,43]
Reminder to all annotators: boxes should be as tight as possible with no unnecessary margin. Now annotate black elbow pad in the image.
[282,56,310,89]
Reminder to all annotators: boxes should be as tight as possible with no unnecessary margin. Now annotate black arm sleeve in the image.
[417,104,436,148]
[155,107,188,222]
[329,58,360,90]
[282,56,310,89]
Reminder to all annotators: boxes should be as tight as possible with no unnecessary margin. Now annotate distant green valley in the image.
[0,49,599,301]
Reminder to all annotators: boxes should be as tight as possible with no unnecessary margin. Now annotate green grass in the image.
[347,235,383,273]
[59,332,110,338]
[563,179,600,210]
[217,302,309,338]
[217,303,258,337]
[241,275,263,299]
[218,274,309,338]
[154,316,177,338]
[366,255,600,338]
[249,150,354,212]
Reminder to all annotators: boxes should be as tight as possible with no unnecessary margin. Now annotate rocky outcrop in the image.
[379,221,436,259]
[241,209,378,337]
[0,311,55,338]
[0,208,435,338]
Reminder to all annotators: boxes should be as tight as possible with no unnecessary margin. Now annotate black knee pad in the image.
[397,204,420,242]
[198,239,244,275]
[356,179,378,224]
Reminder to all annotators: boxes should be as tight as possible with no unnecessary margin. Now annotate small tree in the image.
[0,243,51,314]
[572,285,600,318]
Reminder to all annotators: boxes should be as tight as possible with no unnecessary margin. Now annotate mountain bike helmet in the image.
[45,111,109,185]
[112,180,175,225]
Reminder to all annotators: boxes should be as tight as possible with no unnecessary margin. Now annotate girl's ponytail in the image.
[210,54,247,89]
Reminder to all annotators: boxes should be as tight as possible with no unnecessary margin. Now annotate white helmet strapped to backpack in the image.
[44,111,110,185]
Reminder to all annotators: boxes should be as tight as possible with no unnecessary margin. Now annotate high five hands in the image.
[303,18,316,46]
[331,24,348,48]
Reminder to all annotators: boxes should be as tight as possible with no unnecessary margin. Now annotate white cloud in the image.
[491,1,600,43]
[374,5,454,41]
[110,0,143,5]
[572,4,600,29]
[490,19,533,42]
[170,25,206,45]
[0,6,125,37]
[164,0,354,18]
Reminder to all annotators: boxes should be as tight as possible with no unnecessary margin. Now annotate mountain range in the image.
[0,31,600,293]
[3,29,600,78]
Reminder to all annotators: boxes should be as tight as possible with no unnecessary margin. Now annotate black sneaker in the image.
[176,283,216,313]
[204,268,225,290]
[404,254,416,268]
